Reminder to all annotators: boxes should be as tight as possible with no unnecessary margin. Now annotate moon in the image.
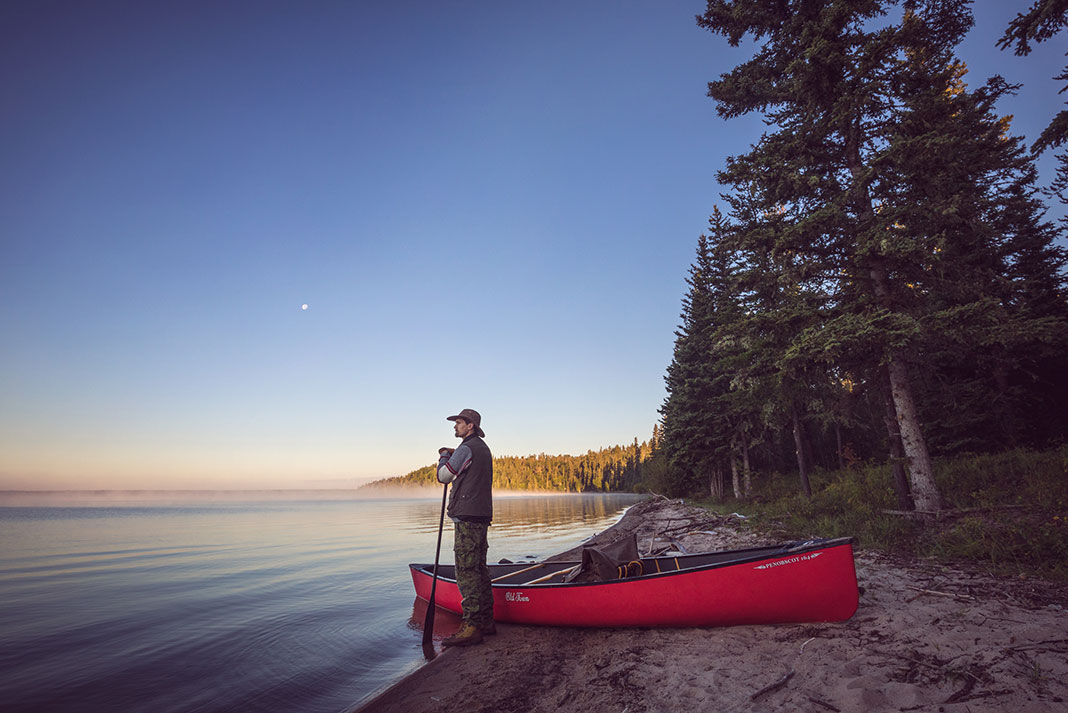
[301,304,308,311]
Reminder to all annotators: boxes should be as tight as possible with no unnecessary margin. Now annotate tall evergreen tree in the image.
[697,0,1068,510]
[698,0,962,510]
[660,207,742,496]
[720,198,831,497]
[998,1,1068,216]
[876,45,1068,452]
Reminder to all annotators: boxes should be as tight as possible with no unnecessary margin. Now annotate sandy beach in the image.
[355,499,1067,713]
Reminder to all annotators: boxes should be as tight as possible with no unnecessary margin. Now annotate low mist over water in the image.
[0,487,597,507]
[0,489,417,507]
[0,493,642,712]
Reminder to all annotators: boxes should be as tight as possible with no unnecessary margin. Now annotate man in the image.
[437,408,494,646]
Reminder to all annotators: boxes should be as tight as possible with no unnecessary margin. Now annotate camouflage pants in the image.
[453,520,493,627]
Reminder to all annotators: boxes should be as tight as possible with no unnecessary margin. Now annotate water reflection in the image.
[0,493,644,713]
[493,492,629,528]
[407,596,463,638]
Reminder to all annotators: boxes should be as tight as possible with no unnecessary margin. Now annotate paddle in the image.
[421,482,449,660]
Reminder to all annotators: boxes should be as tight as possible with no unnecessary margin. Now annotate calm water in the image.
[0,493,643,713]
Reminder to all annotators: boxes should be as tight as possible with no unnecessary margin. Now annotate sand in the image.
[354,499,1068,713]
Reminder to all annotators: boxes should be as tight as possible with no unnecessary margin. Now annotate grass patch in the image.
[693,445,1068,581]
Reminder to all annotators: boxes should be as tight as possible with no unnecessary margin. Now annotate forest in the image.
[651,0,1068,512]
[359,441,651,493]
[366,2,1067,516]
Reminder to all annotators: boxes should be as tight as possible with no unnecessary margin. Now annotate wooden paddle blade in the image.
[421,625,436,660]
[421,588,437,660]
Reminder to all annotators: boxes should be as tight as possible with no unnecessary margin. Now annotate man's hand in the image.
[437,448,456,484]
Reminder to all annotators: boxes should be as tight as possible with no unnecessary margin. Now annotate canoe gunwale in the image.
[410,536,854,589]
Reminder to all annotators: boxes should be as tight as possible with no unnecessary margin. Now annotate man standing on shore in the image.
[437,408,494,646]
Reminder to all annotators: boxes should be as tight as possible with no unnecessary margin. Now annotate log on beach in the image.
[354,498,1068,713]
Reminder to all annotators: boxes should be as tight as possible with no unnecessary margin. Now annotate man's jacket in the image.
[439,435,493,521]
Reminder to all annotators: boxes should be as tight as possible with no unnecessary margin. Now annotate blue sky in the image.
[2,1,1064,490]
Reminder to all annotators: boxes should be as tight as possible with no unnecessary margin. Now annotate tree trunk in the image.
[709,465,724,500]
[730,435,742,499]
[867,262,942,512]
[835,422,845,470]
[791,405,813,497]
[741,432,752,498]
[847,119,943,513]
[886,357,942,511]
[881,367,913,511]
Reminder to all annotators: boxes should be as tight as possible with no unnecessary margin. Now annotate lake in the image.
[0,492,643,712]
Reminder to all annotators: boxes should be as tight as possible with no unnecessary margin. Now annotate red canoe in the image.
[410,537,858,628]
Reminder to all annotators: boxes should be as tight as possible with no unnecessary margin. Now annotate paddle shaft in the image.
[421,482,449,658]
[490,561,548,583]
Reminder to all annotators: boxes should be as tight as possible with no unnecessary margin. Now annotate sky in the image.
[1,1,1065,491]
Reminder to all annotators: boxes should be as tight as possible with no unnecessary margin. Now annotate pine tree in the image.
[878,40,1068,452]
[697,0,974,510]
[661,206,775,496]
[693,1,1068,508]
[660,212,729,496]
[998,1,1068,218]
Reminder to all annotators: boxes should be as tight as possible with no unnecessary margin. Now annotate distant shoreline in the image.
[0,489,638,506]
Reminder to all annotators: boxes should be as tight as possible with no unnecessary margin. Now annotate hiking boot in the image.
[442,623,483,647]
[480,621,497,635]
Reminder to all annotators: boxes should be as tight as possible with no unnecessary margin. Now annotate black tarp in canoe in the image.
[565,533,642,582]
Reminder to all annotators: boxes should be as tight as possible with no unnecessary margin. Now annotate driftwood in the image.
[668,539,689,554]
[906,586,976,603]
[881,509,940,519]
[750,670,795,701]
[638,516,719,555]
[1004,638,1068,653]
[656,519,724,537]
[881,504,1032,520]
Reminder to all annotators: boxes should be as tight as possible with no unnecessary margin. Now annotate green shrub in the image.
[694,446,1068,581]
